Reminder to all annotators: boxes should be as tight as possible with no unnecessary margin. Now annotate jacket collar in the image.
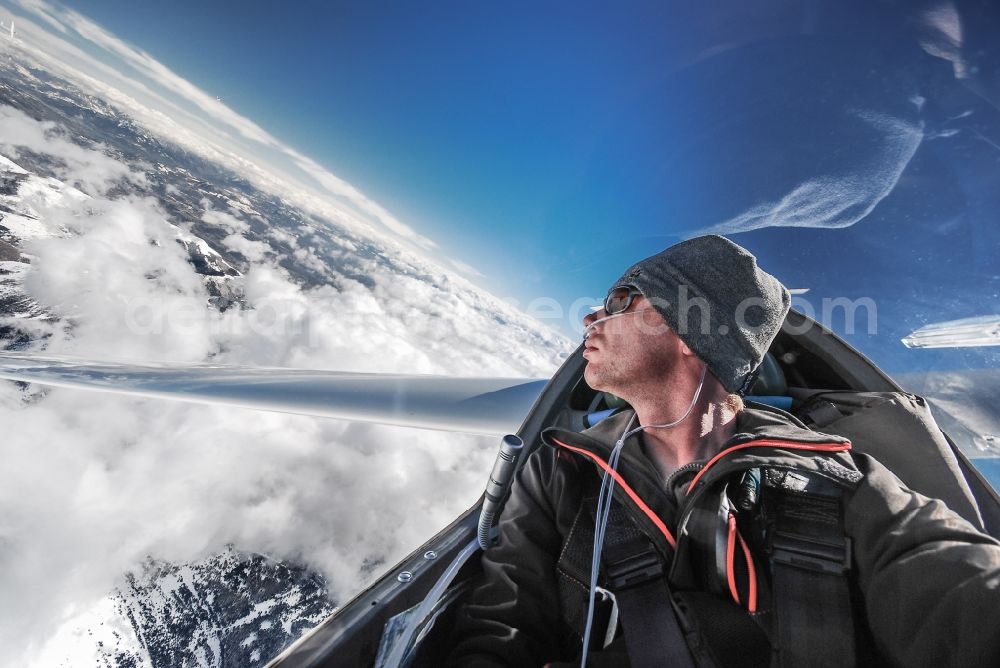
[542,401,852,502]
[544,401,848,457]
[541,401,854,559]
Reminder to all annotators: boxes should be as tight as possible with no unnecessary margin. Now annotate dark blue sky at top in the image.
[58,1,1000,374]
[62,0,679,280]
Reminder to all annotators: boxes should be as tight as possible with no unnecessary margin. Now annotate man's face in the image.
[582,295,679,398]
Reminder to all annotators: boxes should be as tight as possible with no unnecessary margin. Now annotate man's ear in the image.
[679,339,696,357]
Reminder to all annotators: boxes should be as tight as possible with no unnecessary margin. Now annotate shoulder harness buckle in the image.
[605,541,664,590]
[770,530,852,575]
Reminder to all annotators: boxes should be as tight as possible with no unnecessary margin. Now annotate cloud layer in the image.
[0,92,570,667]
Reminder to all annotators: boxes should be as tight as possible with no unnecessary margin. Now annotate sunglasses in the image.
[603,285,642,315]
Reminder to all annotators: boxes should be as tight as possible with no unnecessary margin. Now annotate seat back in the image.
[793,390,985,530]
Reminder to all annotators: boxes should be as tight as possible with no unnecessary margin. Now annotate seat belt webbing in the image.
[769,491,856,668]
[603,536,696,668]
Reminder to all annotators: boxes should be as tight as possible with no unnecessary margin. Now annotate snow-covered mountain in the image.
[0,32,571,668]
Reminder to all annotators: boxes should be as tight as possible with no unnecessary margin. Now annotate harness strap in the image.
[801,400,845,429]
[767,489,856,668]
[603,535,696,668]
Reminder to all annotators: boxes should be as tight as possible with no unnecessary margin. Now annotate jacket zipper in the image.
[665,461,704,493]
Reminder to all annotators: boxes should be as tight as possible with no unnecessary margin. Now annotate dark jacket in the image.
[450,404,1000,667]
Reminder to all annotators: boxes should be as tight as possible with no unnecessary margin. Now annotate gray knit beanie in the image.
[610,235,790,394]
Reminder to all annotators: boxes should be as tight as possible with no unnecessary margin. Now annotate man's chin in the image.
[583,365,607,391]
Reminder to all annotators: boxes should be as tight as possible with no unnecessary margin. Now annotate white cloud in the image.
[0,104,144,195]
[703,109,923,234]
[0,110,573,664]
[11,0,66,34]
[222,232,269,262]
[448,257,485,277]
[201,205,251,234]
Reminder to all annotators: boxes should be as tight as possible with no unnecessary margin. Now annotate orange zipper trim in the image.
[686,438,852,494]
[726,512,759,613]
[551,437,677,549]
[726,513,740,605]
[737,526,758,613]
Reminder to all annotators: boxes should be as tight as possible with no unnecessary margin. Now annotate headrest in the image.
[749,352,787,396]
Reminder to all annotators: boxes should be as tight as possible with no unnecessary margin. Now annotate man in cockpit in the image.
[450,235,1000,667]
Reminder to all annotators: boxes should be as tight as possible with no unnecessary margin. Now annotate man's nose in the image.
[583,309,604,328]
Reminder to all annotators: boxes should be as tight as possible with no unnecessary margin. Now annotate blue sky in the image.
[60,1,684,302]
[7,0,1000,373]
